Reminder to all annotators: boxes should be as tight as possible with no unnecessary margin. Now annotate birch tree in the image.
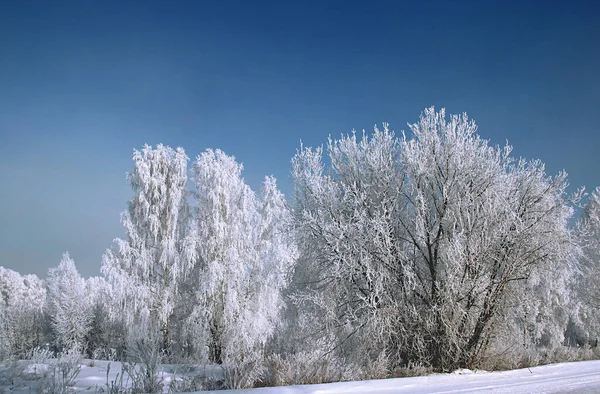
[46,253,92,351]
[101,144,195,352]
[188,149,296,370]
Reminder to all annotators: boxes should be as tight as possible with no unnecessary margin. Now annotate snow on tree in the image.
[84,275,118,357]
[101,144,195,352]
[0,267,46,359]
[570,186,600,344]
[187,149,296,370]
[399,108,579,368]
[291,107,580,371]
[290,125,406,366]
[46,253,93,351]
[85,276,112,320]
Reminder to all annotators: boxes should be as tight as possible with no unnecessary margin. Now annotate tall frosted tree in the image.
[399,108,578,368]
[187,149,296,373]
[291,108,579,370]
[46,253,92,351]
[101,144,195,352]
[290,125,405,365]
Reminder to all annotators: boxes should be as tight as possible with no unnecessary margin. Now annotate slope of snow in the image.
[1,359,600,393]
[193,360,600,394]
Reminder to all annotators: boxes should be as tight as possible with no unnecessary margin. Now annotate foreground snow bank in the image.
[193,360,600,394]
[0,359,221,393]
[2,359,600,393]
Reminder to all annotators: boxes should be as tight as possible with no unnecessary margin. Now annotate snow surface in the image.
[191,360,600,394]
[193,361,600,394]
[2,359,600,393]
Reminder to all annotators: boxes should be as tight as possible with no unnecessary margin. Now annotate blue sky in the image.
[1,0,598,278]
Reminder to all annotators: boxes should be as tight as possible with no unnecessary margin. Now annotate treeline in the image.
[1,108,599,388]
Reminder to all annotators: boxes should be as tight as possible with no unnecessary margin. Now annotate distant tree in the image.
[0,267,47,359]
[46,253,93,352]
[84,276,116,357]
[101,144,195,353]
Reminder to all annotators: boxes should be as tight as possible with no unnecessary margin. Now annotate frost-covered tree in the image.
[571,187,600,345]
[46,253,93,352]
[399,108,578,368]
[84,276,120,358]
[0,267,47,359]
[290,126,405,366]
[291,107,579,370]
[187,149,296,369]
[101,144,195,352]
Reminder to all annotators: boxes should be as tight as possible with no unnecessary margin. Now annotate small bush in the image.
[477,344,600,372]
[38,348,82,394]
[104,362,131,394]
[390,361,433,378]
[263,350,357,387]
[222,359,265,389]
[30,346,54,365]
[124,319,164,394]
[122,361,163,394]
[167,374,206,392]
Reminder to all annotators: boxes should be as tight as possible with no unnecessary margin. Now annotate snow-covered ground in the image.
[2,359,600,393]
[0,359,220,393]
[197,361,600,394]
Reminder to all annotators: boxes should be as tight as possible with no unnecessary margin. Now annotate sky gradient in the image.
[1,0,599,278]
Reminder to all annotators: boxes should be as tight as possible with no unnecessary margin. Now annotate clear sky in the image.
[0,0,598,278]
